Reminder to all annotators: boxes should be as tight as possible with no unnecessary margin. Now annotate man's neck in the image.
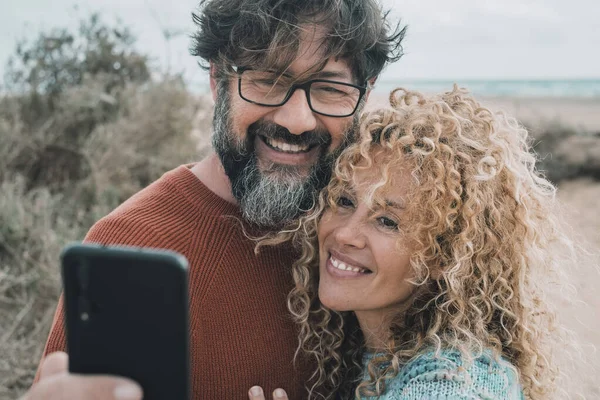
[191,152,238,205]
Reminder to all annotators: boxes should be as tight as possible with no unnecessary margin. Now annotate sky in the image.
[1,0,599,91]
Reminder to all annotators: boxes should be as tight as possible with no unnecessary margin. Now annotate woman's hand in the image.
[248,386,289,400]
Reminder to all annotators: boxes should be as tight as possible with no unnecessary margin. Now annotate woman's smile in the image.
[325,250,372,277]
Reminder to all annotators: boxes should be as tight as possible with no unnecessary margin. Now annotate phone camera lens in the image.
[78,296,91,322]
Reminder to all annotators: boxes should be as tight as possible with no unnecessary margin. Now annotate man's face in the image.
[211,26,363,227]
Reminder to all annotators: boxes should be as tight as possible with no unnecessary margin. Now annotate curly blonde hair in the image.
[259,86,579,399]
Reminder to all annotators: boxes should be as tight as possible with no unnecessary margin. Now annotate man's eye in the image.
[254,79,286,88]
[377,216,398,230]
[316,86,347,95]
[337,196,354,208]
[321,86,343,93]
[256,79,276,85]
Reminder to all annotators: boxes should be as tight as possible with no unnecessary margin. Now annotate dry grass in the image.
[0,75,213,399]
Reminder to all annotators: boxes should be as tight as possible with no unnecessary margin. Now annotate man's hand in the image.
[23,352,143,400]
[248,386,289,400]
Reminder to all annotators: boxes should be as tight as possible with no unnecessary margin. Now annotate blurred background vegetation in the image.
[0,12,599,400]
[0,14,212,398]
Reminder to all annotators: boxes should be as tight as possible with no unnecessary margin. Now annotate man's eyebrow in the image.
[270,69,352,82]
[313,70,352,80]
[270,71,352,79]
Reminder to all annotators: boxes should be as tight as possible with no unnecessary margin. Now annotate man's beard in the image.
[212,83,357,227]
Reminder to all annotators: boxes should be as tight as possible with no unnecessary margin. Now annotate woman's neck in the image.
[354,310,392,351]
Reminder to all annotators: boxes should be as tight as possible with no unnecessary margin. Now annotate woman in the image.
[249,86,576,400]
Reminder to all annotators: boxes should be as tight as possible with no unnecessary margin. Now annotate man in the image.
[25,0,405,398]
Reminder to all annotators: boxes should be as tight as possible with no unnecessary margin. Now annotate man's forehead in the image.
[267,24,353,81]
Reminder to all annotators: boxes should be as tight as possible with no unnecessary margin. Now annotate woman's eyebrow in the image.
[385,200,405,210]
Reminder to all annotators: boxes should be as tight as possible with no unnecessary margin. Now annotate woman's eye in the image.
[337,196,354,208]
[377,216,399,229]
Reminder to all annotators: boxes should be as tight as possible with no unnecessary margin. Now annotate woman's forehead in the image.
[352,147,407,179]
[343,154,412,201]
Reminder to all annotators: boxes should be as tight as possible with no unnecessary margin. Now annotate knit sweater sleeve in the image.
[381,352,524,400]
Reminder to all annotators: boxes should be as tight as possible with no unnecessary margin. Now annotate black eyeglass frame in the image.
[234,66,368,118]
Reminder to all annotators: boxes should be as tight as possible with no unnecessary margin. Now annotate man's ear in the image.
[363,76,378,103]
[209,62,218,102]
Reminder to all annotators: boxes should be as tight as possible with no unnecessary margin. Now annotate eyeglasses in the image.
[234,67,367,118]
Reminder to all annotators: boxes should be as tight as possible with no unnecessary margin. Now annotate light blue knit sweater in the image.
[362,349,524,399]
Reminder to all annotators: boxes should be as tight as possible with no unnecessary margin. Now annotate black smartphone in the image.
[61,243,190,400]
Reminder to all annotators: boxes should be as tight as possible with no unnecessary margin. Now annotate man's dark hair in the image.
[190,0,406,84]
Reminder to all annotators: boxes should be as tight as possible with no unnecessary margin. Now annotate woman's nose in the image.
[332,216,366,249]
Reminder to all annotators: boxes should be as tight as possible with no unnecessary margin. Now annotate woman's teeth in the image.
[264,137,310,153]
[330,255,367,273]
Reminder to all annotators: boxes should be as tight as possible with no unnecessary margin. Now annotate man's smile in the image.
[262,136,312,153]
[255,135,323,166]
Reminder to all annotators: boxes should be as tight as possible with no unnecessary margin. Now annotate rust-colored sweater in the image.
[39,165,311,399]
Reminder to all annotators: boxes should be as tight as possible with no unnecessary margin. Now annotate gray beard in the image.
[237,159,319,227]
[211,81,357,227]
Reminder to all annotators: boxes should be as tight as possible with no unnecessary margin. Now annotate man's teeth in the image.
[330,256,366,273]
[265,137,310,153]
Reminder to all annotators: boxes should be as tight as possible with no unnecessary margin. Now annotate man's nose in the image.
[271,89,318,135]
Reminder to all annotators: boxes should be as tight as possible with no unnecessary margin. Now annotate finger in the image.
[273,388,289,400]
[248,385,266,400]
[39,352,69,380]
[26,373,143,400]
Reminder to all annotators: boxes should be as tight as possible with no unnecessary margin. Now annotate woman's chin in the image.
[318,288,352,312]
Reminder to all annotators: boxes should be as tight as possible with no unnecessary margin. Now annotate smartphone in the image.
[61,243,190,400]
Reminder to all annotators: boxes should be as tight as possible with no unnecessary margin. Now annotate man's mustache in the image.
[247,120,331,148]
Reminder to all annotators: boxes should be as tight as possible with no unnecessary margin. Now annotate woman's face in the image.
[317,161,416,319]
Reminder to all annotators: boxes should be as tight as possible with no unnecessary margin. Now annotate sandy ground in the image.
[367,94,600,132]
[480,97,600,132]
[555,180,600,398]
